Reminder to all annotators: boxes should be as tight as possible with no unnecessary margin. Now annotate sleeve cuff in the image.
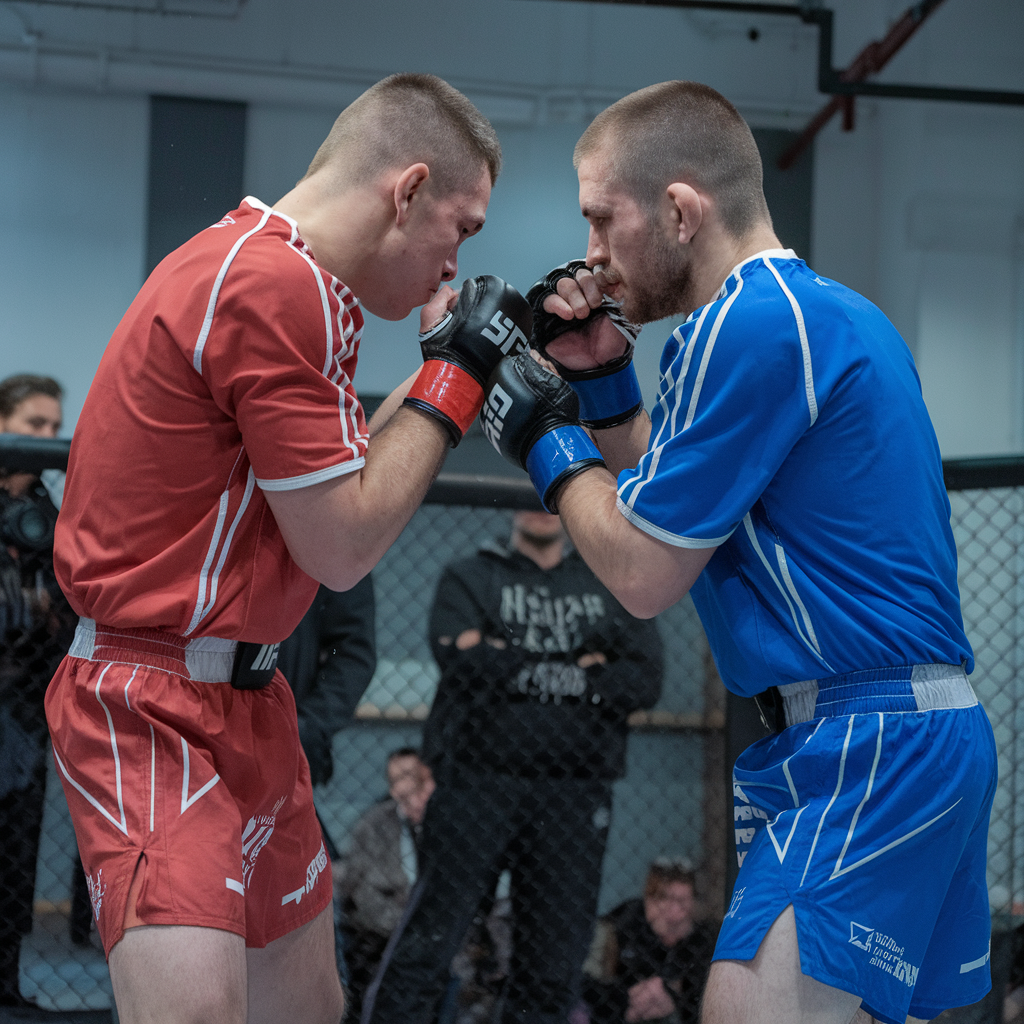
[256,457,365,492]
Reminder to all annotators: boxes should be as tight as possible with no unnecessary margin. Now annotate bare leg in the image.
[109,924,247,1024]
[246,904,343,1024]
[701,906,863,1024]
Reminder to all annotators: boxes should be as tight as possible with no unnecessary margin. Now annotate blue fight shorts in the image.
[714,664,997,1024]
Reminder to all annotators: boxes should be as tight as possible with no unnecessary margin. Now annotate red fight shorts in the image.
[44,620,332,955]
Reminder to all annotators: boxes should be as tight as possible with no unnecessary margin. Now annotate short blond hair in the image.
[303,73,501,195]
[575,81,770,238]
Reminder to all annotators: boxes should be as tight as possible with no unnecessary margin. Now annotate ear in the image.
[394,163,430,225]
[666,182,703,245]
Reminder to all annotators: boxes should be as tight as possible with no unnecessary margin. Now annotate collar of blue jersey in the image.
[712,248,799,302]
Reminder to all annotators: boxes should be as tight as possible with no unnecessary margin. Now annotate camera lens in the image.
[0,499,54,550]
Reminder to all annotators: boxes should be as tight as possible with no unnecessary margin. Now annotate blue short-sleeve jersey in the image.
[617,250,972,696]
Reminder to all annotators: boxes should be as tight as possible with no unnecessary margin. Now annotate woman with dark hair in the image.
[0,373,75,1007]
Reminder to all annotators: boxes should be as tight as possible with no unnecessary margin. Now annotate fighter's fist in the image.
[526,262,643,429]
[480,353,604,513]
[404,276,532,446]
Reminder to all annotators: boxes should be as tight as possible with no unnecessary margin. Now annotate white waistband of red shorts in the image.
[69,618,237,683]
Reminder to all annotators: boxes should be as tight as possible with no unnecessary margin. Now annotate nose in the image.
[586,226,608,269]
[441,246,458,282]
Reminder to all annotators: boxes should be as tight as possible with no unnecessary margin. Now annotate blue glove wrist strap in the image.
[568,363,643,426]
[525,427,603,513]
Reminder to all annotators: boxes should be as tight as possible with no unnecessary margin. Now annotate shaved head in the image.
[302,73,501,197]
[575,81,771,239]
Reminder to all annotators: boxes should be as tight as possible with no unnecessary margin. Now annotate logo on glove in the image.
[481,384,513,446]
[481,312,529,355]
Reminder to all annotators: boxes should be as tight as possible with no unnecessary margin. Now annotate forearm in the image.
[265,405,448,591]
[590,411,652,476]
[368,371,420,435]
[557,467,714,619]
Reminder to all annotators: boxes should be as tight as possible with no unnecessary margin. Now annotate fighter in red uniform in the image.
[45,73,530,1024]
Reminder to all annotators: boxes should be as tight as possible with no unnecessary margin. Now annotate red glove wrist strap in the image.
[406,360,484,438]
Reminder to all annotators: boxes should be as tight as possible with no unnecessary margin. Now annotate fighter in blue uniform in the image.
[482,81,997,1024]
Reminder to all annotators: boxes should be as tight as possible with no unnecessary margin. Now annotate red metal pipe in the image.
[778,0,945,169]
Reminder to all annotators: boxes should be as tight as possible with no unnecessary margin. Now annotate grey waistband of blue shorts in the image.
[777,663,977,728]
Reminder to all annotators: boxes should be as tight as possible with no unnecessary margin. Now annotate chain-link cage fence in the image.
[941,459,1024,1024]
[1,456,1021,1024]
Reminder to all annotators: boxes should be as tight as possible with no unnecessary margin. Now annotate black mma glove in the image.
[527,260,643,429]
[480,353,605,513]
[404,275,532,446]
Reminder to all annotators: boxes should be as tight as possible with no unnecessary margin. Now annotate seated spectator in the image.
[337,748,435,1015]
[582,858,717,1024]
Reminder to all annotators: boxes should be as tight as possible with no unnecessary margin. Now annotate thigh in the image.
[506,781,610,1009]
[47,659,331,953]
[703,906,862,1024]
[366,774,520,1023]
[899,776,996,1023]
[246,903,343,1024]
[718,704,997,1024]
[413,770,521,916]
[109,924,247,1024]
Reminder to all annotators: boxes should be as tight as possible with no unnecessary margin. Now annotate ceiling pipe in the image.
[0,0,244,17]
[778,0,946,168]
[782,1,1024,168]
[542,0,1024,167]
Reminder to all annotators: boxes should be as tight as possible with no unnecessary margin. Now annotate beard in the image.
[620,226,696,325]
[516,527,564,548]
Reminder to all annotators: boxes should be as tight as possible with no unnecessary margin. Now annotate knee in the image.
[319,981,345,1024]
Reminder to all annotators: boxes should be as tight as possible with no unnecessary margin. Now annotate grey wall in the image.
[1,0,1023,456]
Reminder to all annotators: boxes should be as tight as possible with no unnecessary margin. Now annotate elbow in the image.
[613,578,673,620]
[317,568,371,593]
[617,591,668,620]
[304,553,376,594]
[612,566,686,620]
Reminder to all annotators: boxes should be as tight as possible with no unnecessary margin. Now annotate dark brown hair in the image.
[644,856,696,899]
[575,81,770,238]
[303,73,501,194]
[0,374,63,419]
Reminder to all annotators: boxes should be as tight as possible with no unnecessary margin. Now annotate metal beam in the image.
[0,0,245,18]
[540,0,1024,167]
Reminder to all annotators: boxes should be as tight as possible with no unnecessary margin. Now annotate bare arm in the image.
[265,287,459,590]
[264,402,448,592]
[590,412,653,477]
[556,466,715,619]
[367,370,419,435]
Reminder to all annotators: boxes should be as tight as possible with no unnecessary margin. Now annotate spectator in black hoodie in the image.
[366,510,663,1024]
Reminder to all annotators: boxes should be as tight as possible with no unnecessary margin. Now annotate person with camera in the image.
[0,373,76,1007]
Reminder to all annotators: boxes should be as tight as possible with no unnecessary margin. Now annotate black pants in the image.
[0,754,47,1001]
[365,767,612,1024]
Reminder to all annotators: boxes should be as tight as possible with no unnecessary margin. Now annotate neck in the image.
[686,222,783,316]
[660,919,694,947]
[273,175,382,292]
[513,532,565,570]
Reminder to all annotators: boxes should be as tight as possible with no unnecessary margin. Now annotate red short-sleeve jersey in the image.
[55,197,368,642]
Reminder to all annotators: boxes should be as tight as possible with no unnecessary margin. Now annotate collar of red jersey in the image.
[243,195,299,233]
